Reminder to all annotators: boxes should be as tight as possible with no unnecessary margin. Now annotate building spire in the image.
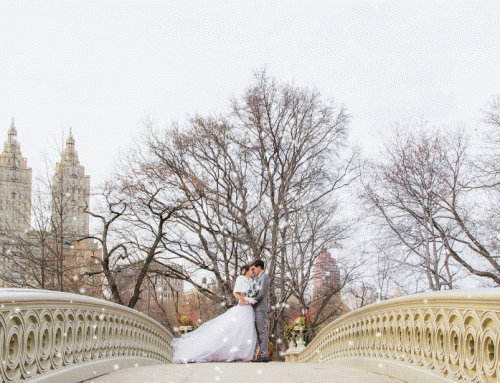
[63,127,78,164]
[67,127,75,144]
[8,117,17,136]
[6,117,19,148]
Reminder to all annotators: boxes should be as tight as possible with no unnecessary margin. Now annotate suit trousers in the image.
[254,310,268,358]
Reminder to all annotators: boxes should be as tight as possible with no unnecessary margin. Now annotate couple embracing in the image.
[172,259,270,363]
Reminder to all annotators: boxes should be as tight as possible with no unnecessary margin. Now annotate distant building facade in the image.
[313,248,340,299]
[0,119,32,235]
[115,260,184,305]
[0,120,99,293]
[52,129,90,239]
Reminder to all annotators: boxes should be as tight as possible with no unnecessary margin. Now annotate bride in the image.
[171,265,258,363]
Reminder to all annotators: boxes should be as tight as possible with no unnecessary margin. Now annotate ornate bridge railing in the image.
[0,288,173,383]
[286,289,500,383]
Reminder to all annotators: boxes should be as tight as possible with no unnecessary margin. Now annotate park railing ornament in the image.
[178,325,194,334]
[0,288,173,383]
[286,289,500,383]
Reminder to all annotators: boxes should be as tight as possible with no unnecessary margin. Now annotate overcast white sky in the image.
[1,1,499,187]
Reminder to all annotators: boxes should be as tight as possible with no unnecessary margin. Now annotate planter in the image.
[294,326,306,351]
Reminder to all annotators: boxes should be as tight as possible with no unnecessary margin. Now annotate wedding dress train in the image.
[171,304,257,363]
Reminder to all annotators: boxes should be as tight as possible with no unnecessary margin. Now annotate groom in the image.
[250,259,270,363]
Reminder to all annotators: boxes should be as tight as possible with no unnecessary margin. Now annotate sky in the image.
[1,0,499,188]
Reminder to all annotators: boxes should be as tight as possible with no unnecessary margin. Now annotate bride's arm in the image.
[233,276,247,305]
[234,292,247,305]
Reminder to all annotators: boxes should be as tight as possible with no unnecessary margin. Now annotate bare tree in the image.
[85,145,194,308]
[84,72,357,357]
[142,117,255,307]
[483,94,500,128]
[478,95,500,187]
[346,281,378,310]
[230,71,357,343]
[361,123,500,289]
[125,71,358,352]
[278,200,358,341]
[361,126,464,290]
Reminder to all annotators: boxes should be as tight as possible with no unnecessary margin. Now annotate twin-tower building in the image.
[0,119,96,291]
[0,118,90,239]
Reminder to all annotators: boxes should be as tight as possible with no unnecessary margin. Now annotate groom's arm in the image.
[253,274,270,303]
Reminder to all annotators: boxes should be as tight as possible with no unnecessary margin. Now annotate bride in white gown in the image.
[171,265,258,363]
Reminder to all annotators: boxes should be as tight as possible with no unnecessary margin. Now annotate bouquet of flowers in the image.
[245,289,259,304]
[246,289,258,298]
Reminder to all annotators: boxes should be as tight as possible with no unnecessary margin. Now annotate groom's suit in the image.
[252,271,270,358]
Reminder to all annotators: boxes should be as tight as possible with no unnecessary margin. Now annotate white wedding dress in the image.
[171,275,257,363]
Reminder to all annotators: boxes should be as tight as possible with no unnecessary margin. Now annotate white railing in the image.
[0,289,173,383]
[286,289,500,383]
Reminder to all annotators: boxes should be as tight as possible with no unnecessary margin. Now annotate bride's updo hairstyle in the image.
[240,264,251,276]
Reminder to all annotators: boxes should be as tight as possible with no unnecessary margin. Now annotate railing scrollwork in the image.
[0,289,173,383]
[287,289,500,383]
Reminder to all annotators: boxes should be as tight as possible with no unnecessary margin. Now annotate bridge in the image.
[0,288,498,383]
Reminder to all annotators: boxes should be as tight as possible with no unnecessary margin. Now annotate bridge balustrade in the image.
[0,289,173,383]
[286,289,500,383]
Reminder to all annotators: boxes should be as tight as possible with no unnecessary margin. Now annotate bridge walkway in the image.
[83,362,406,383]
